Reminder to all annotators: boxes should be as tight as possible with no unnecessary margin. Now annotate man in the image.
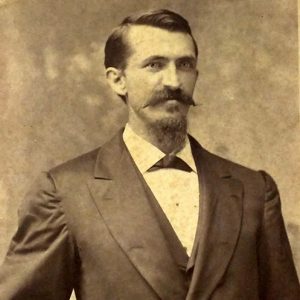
[0,9,299,300]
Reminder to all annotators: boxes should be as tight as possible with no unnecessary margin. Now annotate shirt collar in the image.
[123,124,197,174]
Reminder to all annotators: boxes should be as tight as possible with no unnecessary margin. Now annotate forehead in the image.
[126,25,196,62]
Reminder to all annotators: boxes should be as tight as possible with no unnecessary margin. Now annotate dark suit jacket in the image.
[0,131,299,299]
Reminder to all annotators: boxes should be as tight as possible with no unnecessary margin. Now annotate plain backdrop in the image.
[0,0,299,298]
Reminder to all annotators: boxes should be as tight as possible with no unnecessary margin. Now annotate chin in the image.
[155,109,187,123]
[156,116,186,129]
[151,115,187,146]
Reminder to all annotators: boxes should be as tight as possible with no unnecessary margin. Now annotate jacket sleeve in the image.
[0,172,76,300]
[258,171,300,300]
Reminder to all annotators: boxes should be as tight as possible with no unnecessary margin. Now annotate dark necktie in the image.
[148,155,192,172]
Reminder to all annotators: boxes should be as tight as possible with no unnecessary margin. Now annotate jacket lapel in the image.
[186,137,244,299]
[88,132,186,300]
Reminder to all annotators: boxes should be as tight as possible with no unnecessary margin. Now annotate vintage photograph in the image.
[0,0,299,299]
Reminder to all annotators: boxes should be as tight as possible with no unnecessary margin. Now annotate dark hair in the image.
[104,9,198,70]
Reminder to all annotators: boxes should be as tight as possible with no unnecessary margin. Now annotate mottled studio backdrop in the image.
[0,0,299,297]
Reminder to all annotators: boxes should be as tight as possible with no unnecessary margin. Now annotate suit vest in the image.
[132,155,198,298]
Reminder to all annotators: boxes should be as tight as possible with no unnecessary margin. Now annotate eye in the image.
[178,60,196,70]
[145,61,164,71]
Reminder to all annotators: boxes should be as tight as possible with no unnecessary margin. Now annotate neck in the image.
[128,115,188,154]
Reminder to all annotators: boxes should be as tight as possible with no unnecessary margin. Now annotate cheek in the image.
[126,76,158,97]
[127,70,161,86]
[182,75,197,93]
[125,81,152,109]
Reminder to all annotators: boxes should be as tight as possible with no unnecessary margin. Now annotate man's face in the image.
[122,25,198,127]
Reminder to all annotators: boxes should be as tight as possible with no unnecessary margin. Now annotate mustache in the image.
[144,88,196,107]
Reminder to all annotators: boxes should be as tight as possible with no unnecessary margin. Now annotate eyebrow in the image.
[177,56,197,63]
[141,55,197,65]
[141,56,168,65]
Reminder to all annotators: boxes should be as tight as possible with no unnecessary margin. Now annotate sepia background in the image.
[0,0,299,298]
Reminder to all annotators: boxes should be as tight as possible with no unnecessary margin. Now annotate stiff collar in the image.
[123,124,197,174]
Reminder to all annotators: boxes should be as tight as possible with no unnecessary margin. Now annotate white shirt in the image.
[123,124,200,256]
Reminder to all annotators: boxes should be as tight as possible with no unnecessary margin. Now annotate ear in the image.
[106,67,127,97]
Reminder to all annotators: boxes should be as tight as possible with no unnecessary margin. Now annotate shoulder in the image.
[49,147,100,180]
[48,130,124,183]
[207,149,262,178]
[20,148,101,210]
[190,135,272,192]
[201,146,279,208]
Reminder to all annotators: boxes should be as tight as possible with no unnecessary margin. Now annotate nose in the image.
[162,63,181,89]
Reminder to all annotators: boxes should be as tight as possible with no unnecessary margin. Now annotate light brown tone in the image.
[0,3,299,298]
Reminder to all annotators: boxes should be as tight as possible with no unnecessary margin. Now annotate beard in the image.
[146,115,188,153]
[144,87,191,152]
[128,87,193,153]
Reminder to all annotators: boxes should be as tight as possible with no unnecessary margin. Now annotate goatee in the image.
[148,116,188,154]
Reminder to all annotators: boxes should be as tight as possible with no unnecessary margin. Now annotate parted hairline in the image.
[104,9,198,70]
